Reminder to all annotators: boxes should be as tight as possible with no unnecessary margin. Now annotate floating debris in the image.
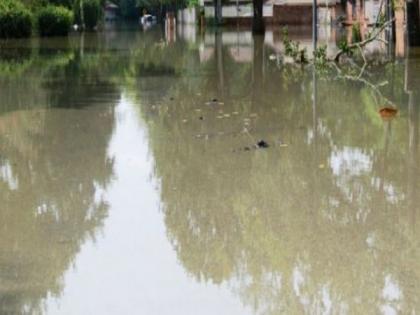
[224,114,230,118]
[318,164,325,169]
[170,97,174,101]
[218,102,225,105]
[269,54,276,60]
[279,144,289,148]
[240,140,270,152]
[199,116,204,120]
[250,113,258,118]
[182,119,188,123]
[195,109,202,112]
[256,140,269,148]
[205,99,219,106]
[232,111,239,115]
[379,107,398,120]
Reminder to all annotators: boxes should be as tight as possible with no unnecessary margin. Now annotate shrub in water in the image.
[74,0,101,30]
[37,5,73,36]
[0,0,32,38]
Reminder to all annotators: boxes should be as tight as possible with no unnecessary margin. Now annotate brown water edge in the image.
[0,25,419,314]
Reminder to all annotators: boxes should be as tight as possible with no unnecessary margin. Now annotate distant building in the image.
[199,0,341,24]
[196,0,384,25]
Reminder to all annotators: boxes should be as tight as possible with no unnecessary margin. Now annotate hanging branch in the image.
[331,61,396,107]
[333,18,395,62]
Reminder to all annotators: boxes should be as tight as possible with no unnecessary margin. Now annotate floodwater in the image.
[0,24,419,314]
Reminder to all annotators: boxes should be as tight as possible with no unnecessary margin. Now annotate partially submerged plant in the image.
[282,27,308,63]
[338,40,353,57]
[313,45,328,67]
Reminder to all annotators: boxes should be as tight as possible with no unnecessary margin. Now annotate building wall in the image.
[272,5,313,24]
[204,4,273,18]
[178,7,197,24]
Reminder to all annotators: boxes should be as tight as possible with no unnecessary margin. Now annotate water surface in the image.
[0,25,419,314]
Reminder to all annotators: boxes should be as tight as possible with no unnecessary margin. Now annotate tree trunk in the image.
[214,0,222,25]
[394,1,405,56]
[251,35,264,111]
[407,0,420,45]
[252,0,265,34]
[215,31,224,98]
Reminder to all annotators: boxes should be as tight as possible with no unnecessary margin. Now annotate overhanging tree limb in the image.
[333,18,395,62]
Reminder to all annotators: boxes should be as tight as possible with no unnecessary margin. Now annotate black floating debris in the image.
[212,98,218,102]
[199,116,204,120]
[240,140,269,152]
[256,140,269,148]
[170,97,174,101]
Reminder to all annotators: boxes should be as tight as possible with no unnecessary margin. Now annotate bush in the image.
[0,0,33,38]
[37,5,73,36]
[74,0,101,30]
[48,0,73,9]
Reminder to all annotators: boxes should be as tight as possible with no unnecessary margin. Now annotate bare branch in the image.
[333,18,395,62]
[356,44,367,79]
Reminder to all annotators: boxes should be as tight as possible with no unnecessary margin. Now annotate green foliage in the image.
[282,27,308,63]
[74,0,100,29]
[313,45,328,67]
[187,0,198,7]
[377,11,386,26]
[37,5,73,36]
[0,0,33,38]
[47,0,73,9]
[352,22,362,42]
[118,0,136,18]
[338,39,353,56]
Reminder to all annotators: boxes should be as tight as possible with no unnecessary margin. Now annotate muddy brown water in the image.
[0,24,419,314]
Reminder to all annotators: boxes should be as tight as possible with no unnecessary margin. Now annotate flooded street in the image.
[0,25,419,314]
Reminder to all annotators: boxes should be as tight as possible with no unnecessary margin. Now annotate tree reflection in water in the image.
[0,40,118,314]
[135,29,420,314]
[0,26,419,314]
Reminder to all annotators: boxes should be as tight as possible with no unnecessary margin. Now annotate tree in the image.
[252,0,265,34]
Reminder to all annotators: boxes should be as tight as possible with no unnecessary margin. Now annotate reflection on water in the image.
[0,24,419,314]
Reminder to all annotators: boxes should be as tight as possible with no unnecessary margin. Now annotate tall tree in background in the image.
[214,0,222,25]
[252,0,265,34]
